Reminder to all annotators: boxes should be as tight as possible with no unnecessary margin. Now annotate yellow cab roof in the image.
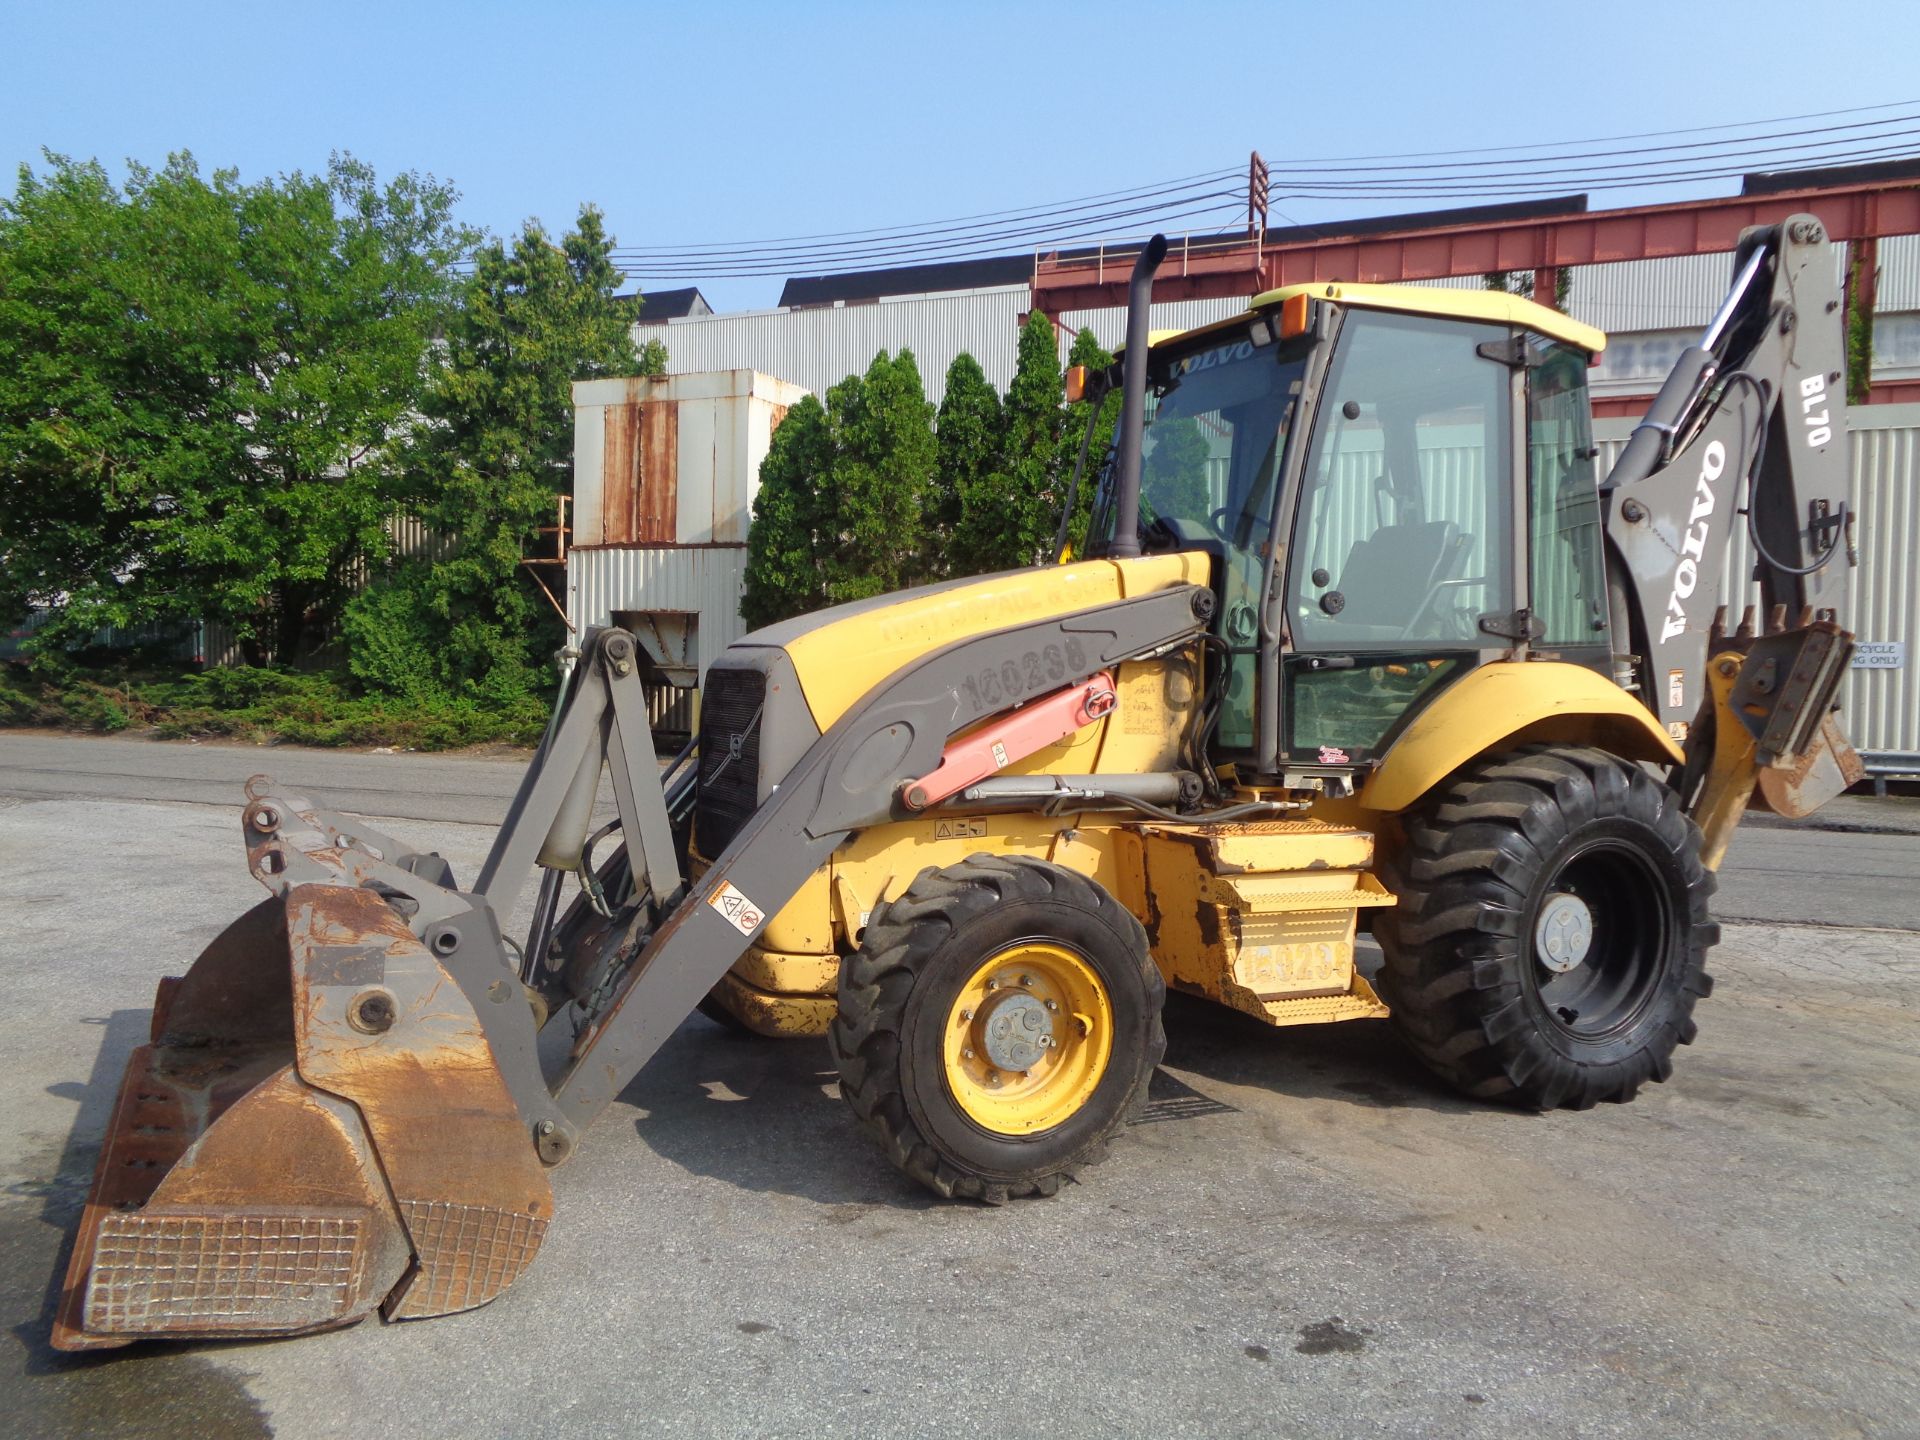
[1122,281,1606,356]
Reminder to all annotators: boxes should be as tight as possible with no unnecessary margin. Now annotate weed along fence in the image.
[567,370,810,735]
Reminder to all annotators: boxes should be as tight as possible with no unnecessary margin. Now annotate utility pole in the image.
[1248,151,1269,240]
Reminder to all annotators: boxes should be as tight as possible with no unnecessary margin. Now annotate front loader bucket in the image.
[53,884,554,1350]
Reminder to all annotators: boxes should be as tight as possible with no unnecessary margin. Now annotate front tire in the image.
[1375,744,1717,1110]
[830,855,1164,1203]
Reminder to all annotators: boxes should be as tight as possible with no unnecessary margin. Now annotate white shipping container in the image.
[1596,403,1920,767]
[568,370,809,697]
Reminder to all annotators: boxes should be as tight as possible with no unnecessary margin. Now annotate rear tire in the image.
[830,855,1163,1203]
[1375,744,1717,1110]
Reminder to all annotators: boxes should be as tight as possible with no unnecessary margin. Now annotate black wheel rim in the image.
[1526,839,1673,1042]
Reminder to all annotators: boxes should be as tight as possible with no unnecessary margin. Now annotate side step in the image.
[1118,819,1395,1026]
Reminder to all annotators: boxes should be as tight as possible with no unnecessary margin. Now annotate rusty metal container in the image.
[568,371,808,707]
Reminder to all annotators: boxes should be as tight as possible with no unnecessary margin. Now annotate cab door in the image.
[1280,308,1520,768]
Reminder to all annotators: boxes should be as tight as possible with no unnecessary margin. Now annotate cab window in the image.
[1289,308,1514,651]
[1527,338,1607,650]
[1131,334,1308,753]
[1283,309,1514,761]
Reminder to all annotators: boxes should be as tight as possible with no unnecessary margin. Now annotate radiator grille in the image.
[696,666,766,858]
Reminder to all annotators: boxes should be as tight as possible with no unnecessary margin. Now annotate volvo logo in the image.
[1660,439,1727,644]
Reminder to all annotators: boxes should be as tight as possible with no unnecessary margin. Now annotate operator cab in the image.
[1086,284,1610,780]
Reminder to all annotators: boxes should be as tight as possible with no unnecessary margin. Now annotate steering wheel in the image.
[1404,576,1488,640]
[1147,514,1213,549]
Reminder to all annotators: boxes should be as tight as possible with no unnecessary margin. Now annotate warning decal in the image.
[708,880,765,936]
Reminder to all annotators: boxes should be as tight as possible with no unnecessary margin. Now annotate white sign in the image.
[707,881,765,936]
[1852,642,1905,670]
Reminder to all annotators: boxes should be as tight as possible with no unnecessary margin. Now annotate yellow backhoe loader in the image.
[54,216,1860,1348]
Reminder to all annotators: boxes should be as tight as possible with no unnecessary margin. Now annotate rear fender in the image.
[1360,661,1680,815]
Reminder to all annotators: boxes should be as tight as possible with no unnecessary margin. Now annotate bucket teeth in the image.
[54,1052,412,1349]
[85,1208,375,1337]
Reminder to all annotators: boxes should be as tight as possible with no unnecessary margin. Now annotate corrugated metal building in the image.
[634,236,1920,407]
[1594,405,1920,768]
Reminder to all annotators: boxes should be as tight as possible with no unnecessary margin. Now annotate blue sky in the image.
[4,1,1917,312]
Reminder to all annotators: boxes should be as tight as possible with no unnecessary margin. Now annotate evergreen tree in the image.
[930,352,1000,577]
[957,310,1063,572]
[741,394,831,628]
[1141,415,1212,523]
[741,350,940,626]
[1055,328,1120,558]
[822,349,936,602]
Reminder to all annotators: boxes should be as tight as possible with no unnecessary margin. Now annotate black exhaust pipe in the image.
[1107,233,1168,560]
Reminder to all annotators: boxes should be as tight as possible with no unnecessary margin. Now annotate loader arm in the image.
[1599,212,1862,860]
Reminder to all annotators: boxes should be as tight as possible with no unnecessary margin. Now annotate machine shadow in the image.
[10,1007,148,1372]
[620,975,1510,1212]
[621,1015,940,1210]
[1156,991,1499,1119]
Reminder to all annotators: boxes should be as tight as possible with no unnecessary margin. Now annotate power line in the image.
[1269,142,1920,200]
[1267,142,1920,197]
[457,101,1920,286]
[1267,115,1920,181]
[607,175,1240,264]
[609,190,1242,273]
[617,202,1248,280]
[1260,99,1920,165]
[609,166,1240,257]
[1262,122,1920,186]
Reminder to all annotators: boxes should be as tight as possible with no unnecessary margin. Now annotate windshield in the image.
[1089,334,1306,551]
[1089,327,1309,752]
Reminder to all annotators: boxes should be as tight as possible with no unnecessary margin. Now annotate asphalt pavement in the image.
[1,732,1916,1438]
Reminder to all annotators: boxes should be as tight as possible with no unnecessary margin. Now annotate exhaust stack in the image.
[1106,233,1168,560]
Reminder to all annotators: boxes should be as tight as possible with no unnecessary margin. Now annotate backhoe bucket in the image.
[53,883,554,1350]
[1690,618,1865,868]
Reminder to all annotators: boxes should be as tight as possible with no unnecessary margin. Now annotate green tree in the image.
[1141,415,1212,523]
[956,310,1063,572]
[348,206,663,703]
[740,350,940,626]
[929,352,1000,577]
[0,151,470,662]
[820,349,935,603]
[1055,327,1119,558]
[1844,245,1874,405]
[742,393,832,629]
[1484,268,1572,309]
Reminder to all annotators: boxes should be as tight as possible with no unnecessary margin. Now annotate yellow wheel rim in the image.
[941,942,1113,1136]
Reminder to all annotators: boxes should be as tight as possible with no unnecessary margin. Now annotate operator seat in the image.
[1333,520,1464,633]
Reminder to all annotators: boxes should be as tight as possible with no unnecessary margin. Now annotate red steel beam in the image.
[1032,180,1920,314]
